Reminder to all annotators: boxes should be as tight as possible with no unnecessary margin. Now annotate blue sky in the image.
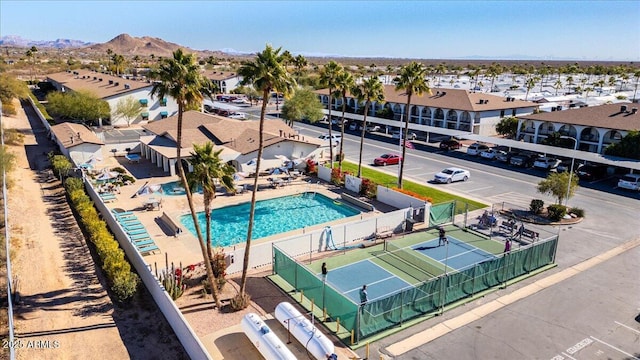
[2,1,639,60]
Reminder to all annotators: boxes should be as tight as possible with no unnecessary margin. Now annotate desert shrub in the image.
[391,187,433,203]
[2,128,24,145]
[547,204,567,221]
[230,292,251,311]
[306,159,317,175]
[330,167,344,186]
[530,199,544,214]
[569,207,585,217]
[111,272,140,302]
[65,177,84,192]
[360,178,377,198]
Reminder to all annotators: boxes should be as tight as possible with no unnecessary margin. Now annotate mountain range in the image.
[0,35,93,48]
[1,33,227,58]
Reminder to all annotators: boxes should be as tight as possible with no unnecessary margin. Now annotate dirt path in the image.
[6,100,186,359]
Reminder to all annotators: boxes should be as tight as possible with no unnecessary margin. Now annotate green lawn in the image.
[336,161,486,214]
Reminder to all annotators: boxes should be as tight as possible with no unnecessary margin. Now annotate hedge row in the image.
[64,177,139,302]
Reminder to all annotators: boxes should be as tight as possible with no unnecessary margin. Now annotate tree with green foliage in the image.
[335,70,355,171]
[0,144,16,187]
[395,61,430,188]
[0,73,30,115]
[352,76,385,177]
[605,130,640,160]
[280,87,323,127]
[112,54,126,75]
[537,171,578,205]
[112,96,142,127]
[238,45,295,306]
[293,54,307,78]
[319,61,344,168]
[149,49,223,310]
[186,142,235,264]
[45,90,110,125]
[495,116,521,139]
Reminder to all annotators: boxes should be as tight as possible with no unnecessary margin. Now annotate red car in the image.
[374,153,402,166]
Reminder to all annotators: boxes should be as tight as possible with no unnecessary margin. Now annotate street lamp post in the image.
[561,136,578,208]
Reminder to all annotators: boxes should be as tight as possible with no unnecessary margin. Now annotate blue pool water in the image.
[180,192,360,247]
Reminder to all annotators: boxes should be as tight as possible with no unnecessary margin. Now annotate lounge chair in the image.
[133,239,155,247]
[112,210,134,216]
[122,223,144,231]
[118,217,140,224]
[126,228,148,236]
[116,214,137,221]
[137,244,160,255]
[129,233,151,241]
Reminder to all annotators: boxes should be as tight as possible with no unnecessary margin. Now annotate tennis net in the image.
[385,241,446,278]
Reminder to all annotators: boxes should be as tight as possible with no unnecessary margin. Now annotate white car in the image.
[318,134,341,145]
[433,167,471,184]
[618,174,640,191]
[466,143,490,156]
[228,112,247,119]
[392,131,417,140]
[533,157,561,170]
[480,148,505,160]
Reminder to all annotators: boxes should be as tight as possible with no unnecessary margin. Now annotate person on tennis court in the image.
[438,227,447,246]
[359,285,369,307]
[504,239,511,253]
[321,262,328,281]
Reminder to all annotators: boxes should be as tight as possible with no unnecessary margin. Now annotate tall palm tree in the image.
[335,70,354,171]
[238,45,295,299]
[351,77,385,178]
[394,62,430,188]
[319,61,344,169]
[186,142,235,262]
[149,49,222,309]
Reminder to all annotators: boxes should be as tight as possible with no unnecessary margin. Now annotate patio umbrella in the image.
[97,168,119,182]
[133,182,164,197]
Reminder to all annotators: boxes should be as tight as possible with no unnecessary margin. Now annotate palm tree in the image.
[112,54,126,75]
[352,77,385,177]
[106,48,113,70]
[554,79,563,96]
[148,49,222,309]
[319,61,344,169]
[237,45,295,300]
[335,70,354,171]
[394,62,430,188]
[186,142,235,262]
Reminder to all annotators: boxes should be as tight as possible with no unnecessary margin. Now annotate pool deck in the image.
[89,156,377,359]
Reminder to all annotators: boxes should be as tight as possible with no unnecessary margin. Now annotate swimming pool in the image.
[180,192,360,247]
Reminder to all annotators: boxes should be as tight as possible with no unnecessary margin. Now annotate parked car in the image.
[533,157,562,170]
[228,112,247,120]
[556,160,582,173]
[374,153,402,166]
[331,117,348,126]
[497,150,518,163]
[576,163,608,181]
[466,143,490,156]
[480,148,506,160]
[392,131,417,140]
[348,122,359,131]
[618,174,640,191]
[433,167,471,184]
[318,134,342,145]
[365,125,381,132]
[439,139,462,150]
[509,152,538,167]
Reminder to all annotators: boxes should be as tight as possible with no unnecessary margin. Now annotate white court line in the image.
[615,321,640,335]
[561,352,578,360]
[344,274,398,295]
[464,186,494,193]
[590,336,640,359]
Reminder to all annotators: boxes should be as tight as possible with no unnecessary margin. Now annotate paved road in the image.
[291,121,640,359]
